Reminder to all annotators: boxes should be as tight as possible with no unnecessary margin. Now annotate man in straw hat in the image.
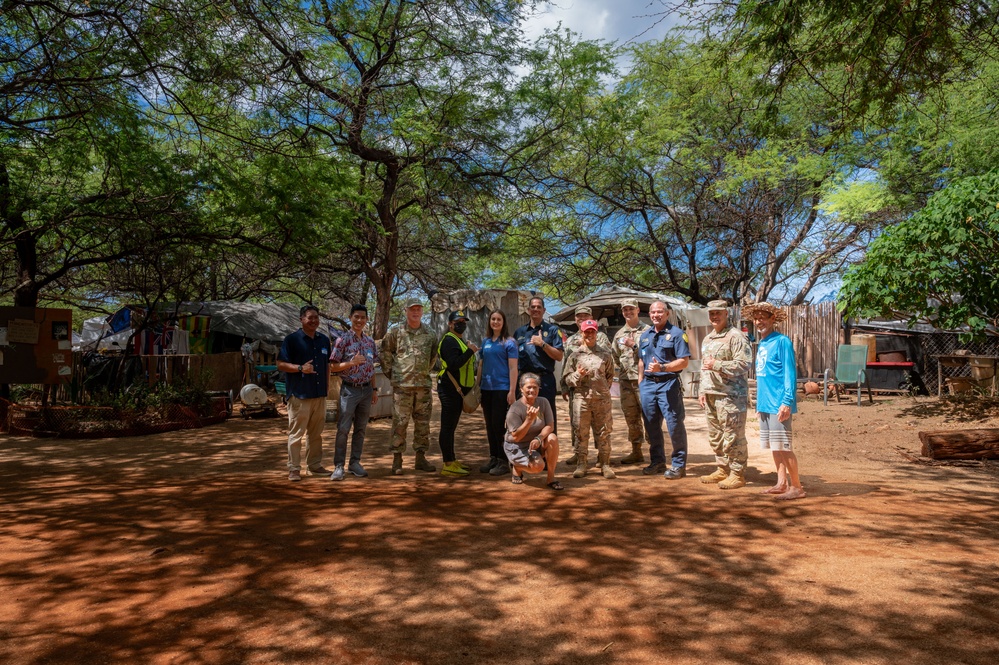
[743,302,806,500]
[699,299,752,489]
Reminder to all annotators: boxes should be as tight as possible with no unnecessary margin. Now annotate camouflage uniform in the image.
[380,322,438,453]
[700,325,752,472]
[563,344,615,467]
[611,321,650,451]
[562,329,611,456]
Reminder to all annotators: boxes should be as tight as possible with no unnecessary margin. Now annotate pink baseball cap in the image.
[580,319,598,332]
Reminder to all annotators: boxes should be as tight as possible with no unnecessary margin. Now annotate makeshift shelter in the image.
[429,289,538,343]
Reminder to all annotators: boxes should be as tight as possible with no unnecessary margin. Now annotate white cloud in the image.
[522,1,682,45]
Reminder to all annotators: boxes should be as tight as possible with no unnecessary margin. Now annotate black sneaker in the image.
[663,466,687,480]
[479,456,499,473]
[642,462,667,476]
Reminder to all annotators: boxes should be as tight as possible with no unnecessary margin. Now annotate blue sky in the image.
[522,1,683,46]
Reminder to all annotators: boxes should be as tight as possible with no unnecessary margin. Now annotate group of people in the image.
[276,295,806,500]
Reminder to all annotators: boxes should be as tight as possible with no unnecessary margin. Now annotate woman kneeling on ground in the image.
[504,373,564,490]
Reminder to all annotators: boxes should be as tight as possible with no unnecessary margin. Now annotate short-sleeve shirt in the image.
[331,330,379,385]
[278,329,331,399]
[480,336,518,391]
[639,323,691,381]
[513,321,564,376]
[505,398,554,444]
[755,331,798,414]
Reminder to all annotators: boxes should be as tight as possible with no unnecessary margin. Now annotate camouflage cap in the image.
[706,299,729,312]
[620,298,639,309]
[404,298,424,309]
[574,305,593,316]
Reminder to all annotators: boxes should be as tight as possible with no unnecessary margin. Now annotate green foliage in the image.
[839,170,999,337]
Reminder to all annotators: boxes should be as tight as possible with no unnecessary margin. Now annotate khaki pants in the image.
[287,396,327,471]
[704,394,748,471]
[618,379,646,447]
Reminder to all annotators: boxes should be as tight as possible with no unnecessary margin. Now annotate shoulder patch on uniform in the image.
[682,333,689,343]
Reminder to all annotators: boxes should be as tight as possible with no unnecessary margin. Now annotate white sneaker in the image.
[348,460,368,477]
[330,464,345,481]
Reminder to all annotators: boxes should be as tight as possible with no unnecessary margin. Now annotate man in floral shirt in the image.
[329,304,379,480]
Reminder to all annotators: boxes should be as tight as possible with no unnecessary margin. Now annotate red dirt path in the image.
[2,394,998,664]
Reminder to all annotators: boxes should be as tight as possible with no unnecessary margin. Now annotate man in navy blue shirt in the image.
[638,300,690,479]
[513,296,564,431]
[277,305,332,481]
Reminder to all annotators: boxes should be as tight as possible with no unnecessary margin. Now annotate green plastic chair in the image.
[834,345,873,404]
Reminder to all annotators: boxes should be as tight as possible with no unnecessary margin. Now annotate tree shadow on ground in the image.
[1,399,997,665]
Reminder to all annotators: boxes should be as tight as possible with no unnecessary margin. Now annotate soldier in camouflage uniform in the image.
[611,298,649,465]
[698,299,752,489]
[562,319,616,479]
[562,305,611,466]
[379,298,439,475]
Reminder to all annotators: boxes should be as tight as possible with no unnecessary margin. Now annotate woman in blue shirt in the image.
[479,310,519,475]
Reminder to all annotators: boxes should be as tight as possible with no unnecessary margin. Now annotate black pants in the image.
[481,389,509,459]
[437,380,463,463]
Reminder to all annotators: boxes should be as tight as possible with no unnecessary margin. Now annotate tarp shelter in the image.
[80,302,345,355]
[430,289,540,344]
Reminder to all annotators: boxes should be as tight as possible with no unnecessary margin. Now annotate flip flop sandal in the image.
[547,480,565,491]
[511,474,524,485]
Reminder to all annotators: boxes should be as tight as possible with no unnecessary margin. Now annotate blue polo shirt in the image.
[480,336,518,391]
[639,323,691,380]
[278,329,331,399]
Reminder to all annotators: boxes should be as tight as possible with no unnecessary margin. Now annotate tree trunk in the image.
[919,429,999,460]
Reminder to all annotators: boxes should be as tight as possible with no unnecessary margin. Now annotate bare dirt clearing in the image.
[2,394,998,664]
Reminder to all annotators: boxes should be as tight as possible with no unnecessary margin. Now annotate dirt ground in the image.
[2,391,999,665]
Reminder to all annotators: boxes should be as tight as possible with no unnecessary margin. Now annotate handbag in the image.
[446,360,481,413]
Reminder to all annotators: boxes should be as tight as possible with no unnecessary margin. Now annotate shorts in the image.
[759,412,793,451]
[503,440,531,467]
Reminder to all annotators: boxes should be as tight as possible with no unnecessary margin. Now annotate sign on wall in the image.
[0,307,74,384]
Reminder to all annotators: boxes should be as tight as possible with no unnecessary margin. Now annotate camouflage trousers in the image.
[572,392,613,459]
[704,393,748,471]
[391,386,432,453]
[618,379,646,447]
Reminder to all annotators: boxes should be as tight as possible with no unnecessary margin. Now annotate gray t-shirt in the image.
[505,398,554,444]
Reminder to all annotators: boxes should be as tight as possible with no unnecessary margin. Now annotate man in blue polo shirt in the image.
[277,305,332,481]
[638,300,691,479]
[513,296,564,431]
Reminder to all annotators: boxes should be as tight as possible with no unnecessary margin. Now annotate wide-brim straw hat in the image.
[742,302,788,323]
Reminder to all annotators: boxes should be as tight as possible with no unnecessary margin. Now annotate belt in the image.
[644,373,677,383]
[341,380,371,389]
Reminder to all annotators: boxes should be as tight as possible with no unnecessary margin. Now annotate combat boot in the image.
[718,469,746,490]
[619,443,644,465]
[700,466,729,484]
[598,453,616,479]
[565,452,579,466]
[392,453,403,476]
[414,450,436,472]
[572,455,588,479]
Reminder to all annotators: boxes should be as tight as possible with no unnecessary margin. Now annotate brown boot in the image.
[619,443,644,465]
[718,469,746,490]
[572,455,588,479]
[565,452,579,466]
[700,466,729,484]
[599,452,616,478]
[392,453,403,476]
[414,450,436,472]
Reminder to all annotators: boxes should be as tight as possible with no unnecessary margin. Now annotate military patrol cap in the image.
[706,299,729,312]
[448,310,469,322]
[404,298,424,309]
[620,298,639,309]
[580,319,598,332]
[574,305,593,316]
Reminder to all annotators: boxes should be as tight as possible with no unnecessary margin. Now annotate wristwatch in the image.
[298,364,303,373]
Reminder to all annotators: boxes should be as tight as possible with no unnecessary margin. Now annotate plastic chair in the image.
[834,345,873,405]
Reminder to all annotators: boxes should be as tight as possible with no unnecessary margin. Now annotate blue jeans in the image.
[334,383,373,466]
[640,378,688,468]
